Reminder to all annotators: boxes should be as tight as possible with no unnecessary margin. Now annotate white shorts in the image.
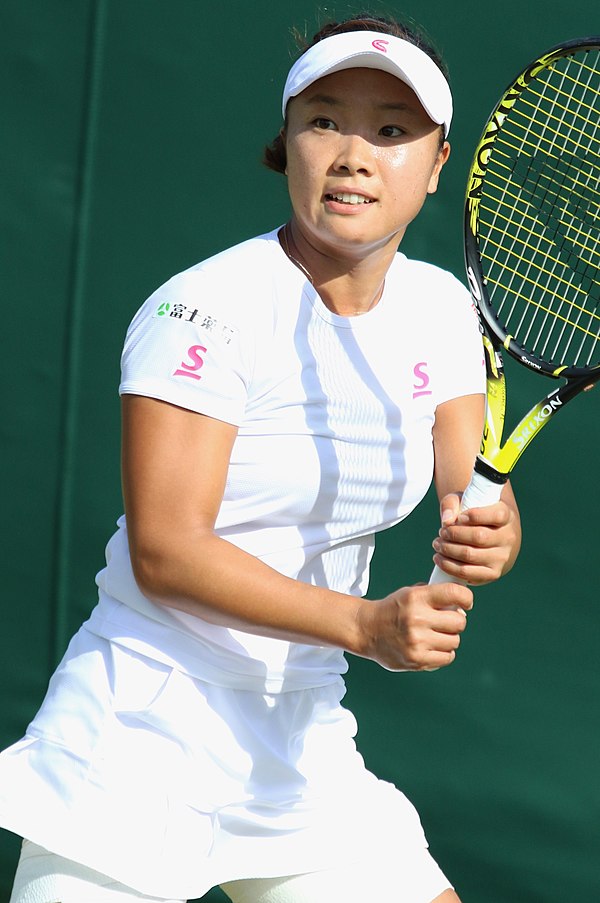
[10,842,184,903]
[11,841,451,903]
[0,628,451,900]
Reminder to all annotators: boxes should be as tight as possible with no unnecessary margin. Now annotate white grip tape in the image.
[428,469,504,585]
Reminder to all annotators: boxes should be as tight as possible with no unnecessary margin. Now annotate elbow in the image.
[127,525,195,606]
[126,526,217,611]
[129,544,173,605]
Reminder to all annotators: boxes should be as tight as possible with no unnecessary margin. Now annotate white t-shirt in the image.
[90,228,484,693]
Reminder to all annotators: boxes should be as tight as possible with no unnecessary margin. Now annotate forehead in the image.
[292,67,422,111]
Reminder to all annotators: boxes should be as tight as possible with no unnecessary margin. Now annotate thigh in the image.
[10,841,185,903]
[220,847,452,903]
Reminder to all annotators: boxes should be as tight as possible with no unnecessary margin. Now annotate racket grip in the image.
[428,469,505,585]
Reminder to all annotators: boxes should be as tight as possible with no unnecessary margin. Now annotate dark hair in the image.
[263,13,448,174]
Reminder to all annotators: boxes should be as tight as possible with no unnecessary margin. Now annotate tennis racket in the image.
[430,36,600,585]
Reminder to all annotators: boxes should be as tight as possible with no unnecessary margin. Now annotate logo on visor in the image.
[371,39,389,53]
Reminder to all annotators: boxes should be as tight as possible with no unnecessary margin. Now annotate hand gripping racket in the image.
[430,37,600,584]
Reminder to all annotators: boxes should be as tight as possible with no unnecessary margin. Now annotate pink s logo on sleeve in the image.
[173,344,208,380]
[412,362,432,398]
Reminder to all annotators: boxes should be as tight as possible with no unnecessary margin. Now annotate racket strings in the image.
[478,46,600,370]
[494,55,600,362]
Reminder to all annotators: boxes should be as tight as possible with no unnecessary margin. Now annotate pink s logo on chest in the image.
[412,362,432,398]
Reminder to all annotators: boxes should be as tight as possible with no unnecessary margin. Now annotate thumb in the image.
[439,492,462,528]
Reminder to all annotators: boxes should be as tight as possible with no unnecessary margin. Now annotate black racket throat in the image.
[473,456,509,485]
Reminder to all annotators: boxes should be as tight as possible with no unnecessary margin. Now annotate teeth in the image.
[330,192,371,204]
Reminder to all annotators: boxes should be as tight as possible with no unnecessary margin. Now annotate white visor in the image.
[282,31,453,137]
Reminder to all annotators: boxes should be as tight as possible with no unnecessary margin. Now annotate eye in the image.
[313,117,337,131]
[379,125,404,139]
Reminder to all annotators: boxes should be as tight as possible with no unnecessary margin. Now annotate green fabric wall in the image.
[1,1,599,900]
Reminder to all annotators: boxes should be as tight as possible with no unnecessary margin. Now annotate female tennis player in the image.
[0,13,520,903]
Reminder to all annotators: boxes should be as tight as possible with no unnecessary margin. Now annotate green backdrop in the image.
[1,1,599,901]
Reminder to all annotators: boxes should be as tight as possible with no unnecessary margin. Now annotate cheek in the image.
[286,165,312,213]
[377,146,439,200]
[286,141,310,183]
[286,147,323,212]
[379,150,424,204]
[373,145,408,170]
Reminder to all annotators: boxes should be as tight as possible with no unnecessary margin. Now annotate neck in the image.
[279,220,400,317]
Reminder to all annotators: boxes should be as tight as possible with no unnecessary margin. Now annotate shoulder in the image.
[156,229,282,311]
[386,257,485,403]
[127,229,284,337]
[191,229,281,280]
[388,253,478,324]
[390,253,470,297]
[118,233,285,423]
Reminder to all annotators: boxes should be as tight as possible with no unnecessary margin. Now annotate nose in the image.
[332,133,375,176]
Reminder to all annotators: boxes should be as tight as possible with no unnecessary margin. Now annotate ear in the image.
[427,140,451,195]
[280,127,288,176]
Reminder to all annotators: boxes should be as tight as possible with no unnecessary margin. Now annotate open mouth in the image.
[325,192,375,205]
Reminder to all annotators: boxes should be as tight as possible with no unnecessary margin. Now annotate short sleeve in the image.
[433,276,486,406]
[119,269,252,426]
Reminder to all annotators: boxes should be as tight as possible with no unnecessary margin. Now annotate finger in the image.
[434,531,512,571]
[431,552,498,586]
[423,633,462,660]
[431,608,468,635]
[436,524,499,552]
[439,492,462,527]
[424,581,474,611]
[455,502,510,527]
[416,603,468,634]
[420,649,458,672]
[401,616,465,660]
[394,638,460,671]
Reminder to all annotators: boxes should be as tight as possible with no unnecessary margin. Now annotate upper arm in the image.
[121,394,238,575]
[432,393,485,501]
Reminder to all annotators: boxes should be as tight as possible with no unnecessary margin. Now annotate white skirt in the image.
[0,627,445,900]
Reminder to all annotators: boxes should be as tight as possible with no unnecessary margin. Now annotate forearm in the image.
[499,480,521,575]
[131,528,474,672]
[130,528,365,652]
[121,396,473,672]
